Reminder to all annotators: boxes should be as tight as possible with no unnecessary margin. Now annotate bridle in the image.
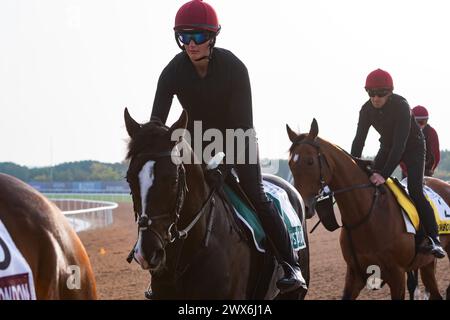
[292,139,382,281]
[292,139,379,229]
[126,150,216,263]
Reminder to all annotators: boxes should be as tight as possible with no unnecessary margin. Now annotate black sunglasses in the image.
[367,89,391,98]
[177,31,212,45]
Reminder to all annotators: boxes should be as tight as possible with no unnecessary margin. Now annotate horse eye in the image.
[293,154,300,163]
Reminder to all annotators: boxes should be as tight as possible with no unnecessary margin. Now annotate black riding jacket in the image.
[151,48,253,136]
[351,94,424,179]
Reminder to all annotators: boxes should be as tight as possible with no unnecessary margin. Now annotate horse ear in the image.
[124,107,141,139]
[169,109,188,136]
[286,124,299,143]
[308,118,319,139]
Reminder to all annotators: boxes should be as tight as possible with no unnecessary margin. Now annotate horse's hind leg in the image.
[386,269,406,300]
[420,260,443,300]
[342,266,365,300]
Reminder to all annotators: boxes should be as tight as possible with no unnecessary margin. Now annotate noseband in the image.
[293,139,384,283]
[126,150,217,263]
[292,140,378,231]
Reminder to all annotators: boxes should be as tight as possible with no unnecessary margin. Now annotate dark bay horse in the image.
[0,173,97,299]
[124,108,309,299]
[286,119,450,300]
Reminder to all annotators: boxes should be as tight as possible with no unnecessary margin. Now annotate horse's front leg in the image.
[386,268,406,300]
[342,265,365,300]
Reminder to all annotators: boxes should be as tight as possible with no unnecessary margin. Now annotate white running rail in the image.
[48,198,118,232]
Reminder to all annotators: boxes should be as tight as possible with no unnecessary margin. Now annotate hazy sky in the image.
[1,0,449,167]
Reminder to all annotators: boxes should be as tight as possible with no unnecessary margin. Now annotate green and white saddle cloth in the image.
[224,180,306,253]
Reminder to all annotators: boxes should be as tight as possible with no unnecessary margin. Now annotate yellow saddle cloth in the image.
[386,178,450,235]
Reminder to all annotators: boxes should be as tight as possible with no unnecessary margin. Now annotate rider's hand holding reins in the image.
[370,173,385,186]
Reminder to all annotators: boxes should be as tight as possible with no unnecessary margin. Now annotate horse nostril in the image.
[148,249,164,268]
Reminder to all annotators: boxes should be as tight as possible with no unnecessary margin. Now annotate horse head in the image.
[287,119,379,232]
[286,119,336,219]
[124,108,189,273]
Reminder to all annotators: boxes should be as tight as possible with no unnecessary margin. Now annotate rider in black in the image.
[150,0,306,294]
[351,68,446,259]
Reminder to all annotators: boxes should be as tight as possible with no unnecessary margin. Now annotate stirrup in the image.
[420,236,446,259]
[429,237,446,258]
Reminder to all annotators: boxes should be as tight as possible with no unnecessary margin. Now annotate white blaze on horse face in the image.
[134,160,155,270]
[135,232,149,270]
[138,160,155,219]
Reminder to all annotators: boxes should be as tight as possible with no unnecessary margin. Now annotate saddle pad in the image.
[422,184,450,234]
[223,181,306,254]
[0,219,36,300]
[386,178,450,235]
[386,178,420,231]
[399,178,450,235]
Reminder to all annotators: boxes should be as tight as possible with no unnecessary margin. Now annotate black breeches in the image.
[230,144,295,263]
[403,149,438,237]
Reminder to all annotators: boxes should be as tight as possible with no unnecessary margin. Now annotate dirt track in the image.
[78,202,449,300]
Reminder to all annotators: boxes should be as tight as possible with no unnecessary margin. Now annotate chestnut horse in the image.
[286,119,450,300]
[0,173,97,299]
[124,108,309,299]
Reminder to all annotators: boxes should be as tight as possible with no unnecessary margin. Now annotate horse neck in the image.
[325,144,376,226]
[184,163,209,210]
[178,162,210,240]
[170,163,251,298]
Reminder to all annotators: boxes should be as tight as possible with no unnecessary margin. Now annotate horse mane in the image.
[126,119,169,160]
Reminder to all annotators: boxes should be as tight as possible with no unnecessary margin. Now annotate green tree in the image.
[0,162,30,181]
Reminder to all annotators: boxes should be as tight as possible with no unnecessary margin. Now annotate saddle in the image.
[343,155,441,237]
[205,165,308,298]
[386,177,450,235]
[204,165,305,253]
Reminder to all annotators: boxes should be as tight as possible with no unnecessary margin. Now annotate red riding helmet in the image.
[412,105,429,120]
[174,0,221,33]
[365,69,394,90]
